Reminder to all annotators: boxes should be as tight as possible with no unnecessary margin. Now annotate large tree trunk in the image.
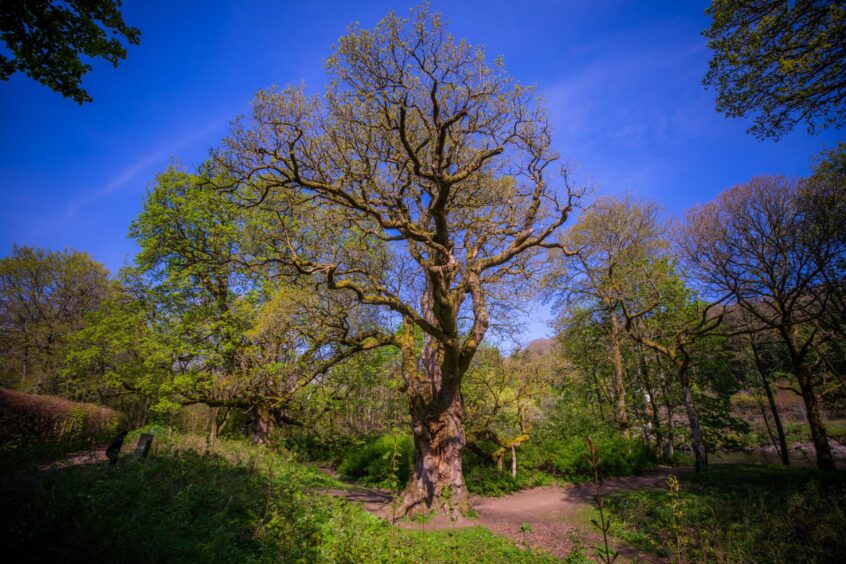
[251,405,275,445]
[395,316,471,520]
[397,390,471,520]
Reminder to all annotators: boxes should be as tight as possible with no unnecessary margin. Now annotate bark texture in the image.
[394,320,472,520]
[398,392,471,519]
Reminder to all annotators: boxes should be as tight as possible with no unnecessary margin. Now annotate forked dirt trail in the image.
[329,466,690,562]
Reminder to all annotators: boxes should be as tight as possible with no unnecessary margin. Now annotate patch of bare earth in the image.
[36,448,109,471]
[327,466,689,562]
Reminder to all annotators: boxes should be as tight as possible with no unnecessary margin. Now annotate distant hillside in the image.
[521,337,556,356]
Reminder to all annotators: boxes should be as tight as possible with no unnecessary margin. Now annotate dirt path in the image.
[327,466,689,562]
[36,447,108,471]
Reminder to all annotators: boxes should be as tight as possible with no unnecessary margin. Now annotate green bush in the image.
[668,450,694,466]
[0,389,127,470]
[462,434,655,495]
[462,449,556,496]
[0,388,126,446]
[337,433,414,489]
[272,431,357,465]
[537,434,656,482]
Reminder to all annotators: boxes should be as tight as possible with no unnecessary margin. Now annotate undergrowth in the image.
[604,464,846,563]
[336,432,657,497]
[0,430,556,563]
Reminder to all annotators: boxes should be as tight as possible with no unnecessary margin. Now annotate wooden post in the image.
[134,433,154,459]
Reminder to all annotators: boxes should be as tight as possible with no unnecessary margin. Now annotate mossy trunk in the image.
[397,391,471,520]
[251,405,275,445]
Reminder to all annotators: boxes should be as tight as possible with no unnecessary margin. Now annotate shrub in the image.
[337,433,414,489]
[537,434,656,481]
[462,450,555,496]
[272,431,358,465]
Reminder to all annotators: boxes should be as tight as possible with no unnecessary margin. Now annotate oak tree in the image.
[214,7,578,516]
[0,245,109,394]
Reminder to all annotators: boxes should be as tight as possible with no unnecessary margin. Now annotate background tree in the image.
[129,166,254,429]
[703,0,846,139]
[0,0,140,103]
[62,276,171,426]
[130,166,390,443]
[546,195,667,433]
[726,312,792,465]
[0,245,109,394]
[682,175,843,470]
[463,344,554,477]
[620,265,723,472]
[215,6,578,517]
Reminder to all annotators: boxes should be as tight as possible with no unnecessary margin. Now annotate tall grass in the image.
[605,465,846,563]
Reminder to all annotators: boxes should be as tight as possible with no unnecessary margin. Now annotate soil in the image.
[36,447,109,471]
[327,466,690,562]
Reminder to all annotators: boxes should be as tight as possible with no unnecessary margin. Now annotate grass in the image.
[0,429,557,563]
[603,464,846,563]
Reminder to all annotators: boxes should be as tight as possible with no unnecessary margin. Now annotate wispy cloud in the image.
[52,118,228,228]
[541,31,712,195]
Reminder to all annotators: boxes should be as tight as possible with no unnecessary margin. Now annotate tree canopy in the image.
[703,0,846,139]
[0,0,140,103]
[0,245,109,394]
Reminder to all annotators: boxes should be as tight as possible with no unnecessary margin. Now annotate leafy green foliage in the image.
[0,431,554,563]
[63,279,171,423]
[533,435,656,482]
[703,0,846,139]
[606,465,846,562]
[337,433,414,489]
[462,450,556,496]
[0,0,140,103]
[0,245,110,395]
[461,434,656,496]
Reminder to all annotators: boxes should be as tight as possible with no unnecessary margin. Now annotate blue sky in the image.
[0,0,840,345]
